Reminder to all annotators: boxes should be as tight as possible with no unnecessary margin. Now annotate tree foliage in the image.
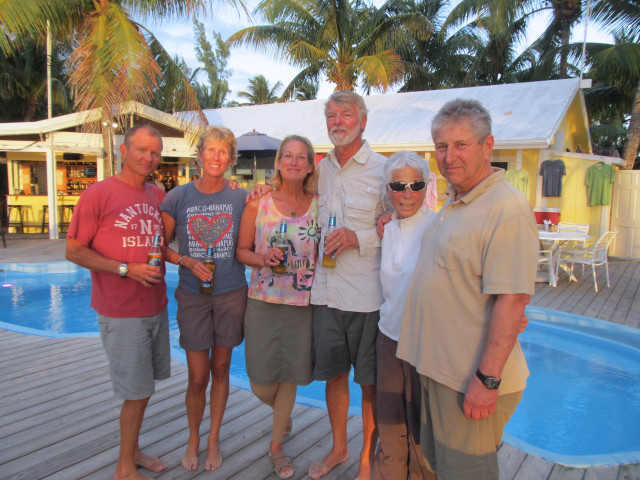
[237,74,283,104]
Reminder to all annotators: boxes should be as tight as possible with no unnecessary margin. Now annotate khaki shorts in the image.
[311,305,379,385]
[175,285,247,351]
[98,308,171,400]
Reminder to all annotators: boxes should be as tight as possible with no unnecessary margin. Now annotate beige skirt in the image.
[244,297,313,386]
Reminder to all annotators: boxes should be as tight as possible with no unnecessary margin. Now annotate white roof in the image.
[204,78,587,152]
[0,102,200,137]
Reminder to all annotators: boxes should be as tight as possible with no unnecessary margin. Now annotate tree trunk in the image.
[623,79,640,170]
[101,114,114,178]
[559,22,571,79]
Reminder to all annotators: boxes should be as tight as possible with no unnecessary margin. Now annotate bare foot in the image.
[134,450,166,473]
[205,440,223,471]
[308,448,349,479]
[113,466,153,480]
[181,442,199,471]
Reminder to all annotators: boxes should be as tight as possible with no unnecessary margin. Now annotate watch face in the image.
[118,264,128,277]
[485,377,500,389]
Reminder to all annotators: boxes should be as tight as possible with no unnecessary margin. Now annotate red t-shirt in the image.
[67,176,168,318]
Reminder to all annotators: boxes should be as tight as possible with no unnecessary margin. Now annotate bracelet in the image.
[178,255,187,268]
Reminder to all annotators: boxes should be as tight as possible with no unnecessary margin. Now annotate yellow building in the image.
[204,78,625,248]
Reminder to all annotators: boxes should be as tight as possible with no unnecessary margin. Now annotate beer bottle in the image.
[273,219,288,274]
[322,214,337,268]
[200,244,216,295]
[147,225,162,278]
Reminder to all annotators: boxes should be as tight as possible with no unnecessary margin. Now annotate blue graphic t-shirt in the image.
[161,182,248,295]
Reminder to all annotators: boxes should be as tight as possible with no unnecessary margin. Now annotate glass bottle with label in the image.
[200,243,216,295]
[273,219,288,274]
[322,213,337,268]
[147,225,162,279]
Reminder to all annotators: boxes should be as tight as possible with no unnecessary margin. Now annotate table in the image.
[538,231,590,283]
[538,231,590,245]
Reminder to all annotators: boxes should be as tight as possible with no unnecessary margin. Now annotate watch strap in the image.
[476,368,501,389]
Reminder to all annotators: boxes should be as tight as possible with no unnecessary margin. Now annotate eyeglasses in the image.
[387,181,426,193]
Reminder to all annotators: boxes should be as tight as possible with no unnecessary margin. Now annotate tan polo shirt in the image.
[396,169,538,395]
[310,141,387,312]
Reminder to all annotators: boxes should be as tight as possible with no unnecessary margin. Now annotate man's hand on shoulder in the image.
[377,212,392,238]
[245,183,273,204]
[126,263,163,287]
[225,178,239,190]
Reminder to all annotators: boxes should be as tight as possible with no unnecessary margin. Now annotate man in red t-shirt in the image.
[67,125,169,480]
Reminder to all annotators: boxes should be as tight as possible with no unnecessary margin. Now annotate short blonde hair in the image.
[268,135,318,195]
[196,125,238,167]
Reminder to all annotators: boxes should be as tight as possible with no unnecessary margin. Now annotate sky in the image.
[137,1,614,105]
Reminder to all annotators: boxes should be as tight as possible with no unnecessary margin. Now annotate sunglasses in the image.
[387,180,426,193]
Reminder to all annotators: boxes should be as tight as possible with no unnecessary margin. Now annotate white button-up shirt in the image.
[310,141,387,312]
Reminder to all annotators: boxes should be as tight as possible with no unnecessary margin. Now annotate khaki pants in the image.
[420,376,522,480]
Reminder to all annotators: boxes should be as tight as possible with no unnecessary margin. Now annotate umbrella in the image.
[236,130,282,183]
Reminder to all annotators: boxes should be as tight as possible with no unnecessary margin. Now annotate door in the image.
[611,170,640,258]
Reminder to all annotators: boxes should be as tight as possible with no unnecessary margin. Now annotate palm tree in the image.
[237,75,283,104]
[448,0,585,79]
[391,0,476,91]
[294,80,319,100]
[0,33,71,121]
[0,0,239,175]
[591,0,640,169]
[228,0,433,97]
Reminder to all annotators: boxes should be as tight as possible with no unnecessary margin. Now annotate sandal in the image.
[269,452,294,479]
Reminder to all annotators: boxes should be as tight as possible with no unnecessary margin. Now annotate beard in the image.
[328,125,361,147]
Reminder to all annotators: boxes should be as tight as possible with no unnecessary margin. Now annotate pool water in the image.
[1,261,639,467]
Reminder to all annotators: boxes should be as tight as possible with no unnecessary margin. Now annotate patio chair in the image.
[555,222,590,248]
[554,231,618,292]
[538,248,556,286]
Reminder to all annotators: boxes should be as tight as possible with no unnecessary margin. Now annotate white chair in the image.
[556,222,590,235]
[538,248,556,286]
[554,231,618,292]
[555,222,590,248]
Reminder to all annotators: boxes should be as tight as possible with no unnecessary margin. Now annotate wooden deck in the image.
[1,258,640,479]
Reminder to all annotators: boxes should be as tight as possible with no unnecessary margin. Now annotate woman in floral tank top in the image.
[236,135,319,479]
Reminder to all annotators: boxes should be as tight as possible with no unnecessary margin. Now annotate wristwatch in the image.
[476,368,501,390]
[117,263,128,278]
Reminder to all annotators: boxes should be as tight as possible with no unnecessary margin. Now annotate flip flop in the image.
[269,452,294,479]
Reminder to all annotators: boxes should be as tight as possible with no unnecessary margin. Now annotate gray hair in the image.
[324,90,368,120]
[431,98,492,143]
[383,151,430,210]
[384,151,429,183]
[195,125,238,167]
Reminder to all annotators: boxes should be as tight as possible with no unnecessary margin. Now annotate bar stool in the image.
[41,205,49,233]
[7,205,26,233]
[59,205,75,232]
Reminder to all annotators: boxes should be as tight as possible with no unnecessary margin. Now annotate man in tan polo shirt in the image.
[396,99,538,479]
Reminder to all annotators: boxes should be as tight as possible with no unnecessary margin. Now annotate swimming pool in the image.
[1,261,639,467]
